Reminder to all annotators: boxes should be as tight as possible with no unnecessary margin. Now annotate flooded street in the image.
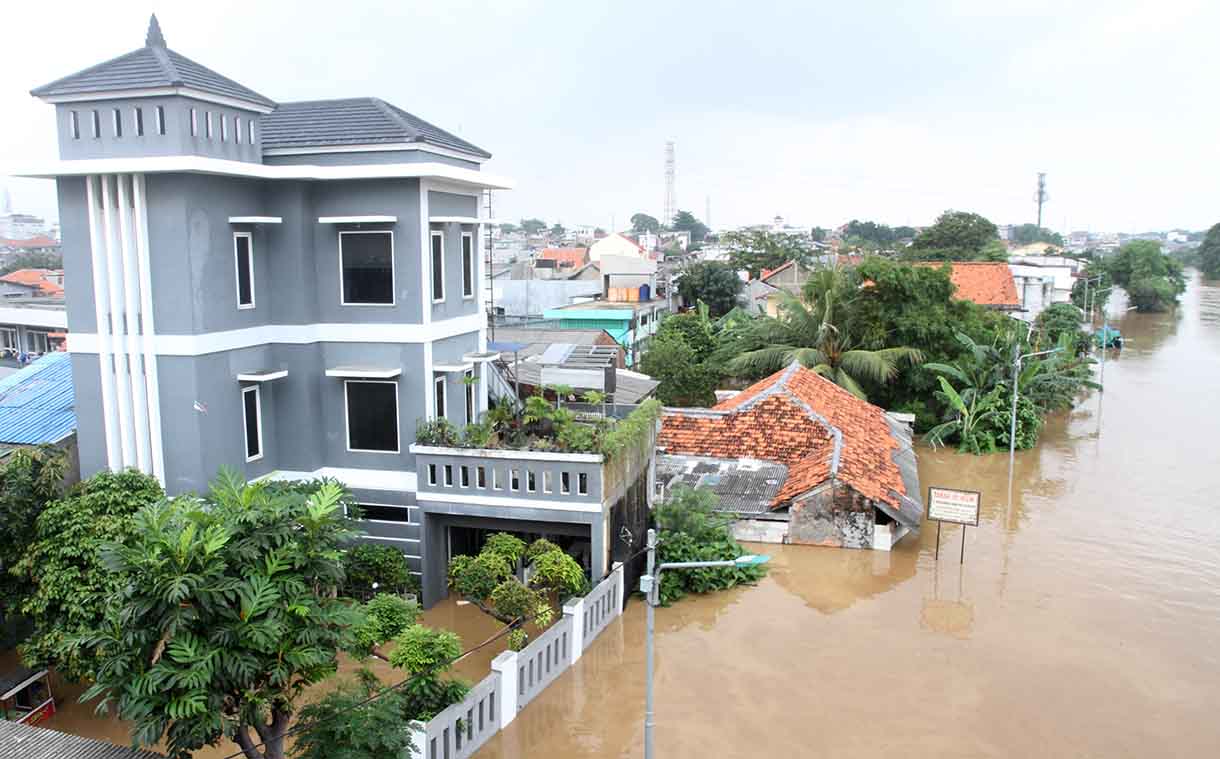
[478,271,1220,758]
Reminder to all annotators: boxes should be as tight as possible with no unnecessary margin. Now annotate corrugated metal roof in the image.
[0,352,76,445]
[0,721,164,759]
[30,17,275,109]
[261,98,491,158]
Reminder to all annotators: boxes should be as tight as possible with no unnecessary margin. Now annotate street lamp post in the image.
[640,528,768,759]
[1009,344,1062,470]
[1081,275,1103,326]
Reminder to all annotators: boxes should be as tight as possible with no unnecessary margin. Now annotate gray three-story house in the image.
[21,17,537,602]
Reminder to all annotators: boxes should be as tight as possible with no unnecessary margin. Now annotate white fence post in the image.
[612,561,625,615]
[564,596,586,662]
[490,649,519,729]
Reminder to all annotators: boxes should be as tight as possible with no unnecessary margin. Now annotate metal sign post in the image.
[927,487,981,565]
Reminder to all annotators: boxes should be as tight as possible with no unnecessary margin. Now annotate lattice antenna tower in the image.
[663,141,676,226]
[1035,172,1048,229]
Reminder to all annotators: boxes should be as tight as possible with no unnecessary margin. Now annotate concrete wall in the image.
[786,482,876,549]
[491,280,602,317]
[56,96,263,162]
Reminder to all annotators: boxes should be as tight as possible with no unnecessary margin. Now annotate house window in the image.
[235,116,242,144]
[91,110,100,138]
[527,470,536,493]
[354,504,411,523]
[242,385,263,461]
[233,232,255,309]
[561,471,570,495]
[578,472,588,495]
[444,465,454,486]
[510,468,520,491]
[428,463,438,486]
[0,327,18,352]
[476,466,486,489]
[344,380,399,453]
[248,119,256,144]
[492,468,502,490]
[133,107,144,136]
[155,106,165,135]
[464,369,475,425]
[461,232,475,298]
[112,108,122,138]
[339,231,394,305]
[205,111,213,139]
[220,114,228,142]
[26,330,50,354]
[460,466,470,488]
[190,108,198,136]
[69,111,80,139]
[434,375,446,420]
[430,231,445,302]
[543,471,553,494]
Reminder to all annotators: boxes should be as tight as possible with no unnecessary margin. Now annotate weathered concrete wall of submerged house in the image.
[786,481,876,549]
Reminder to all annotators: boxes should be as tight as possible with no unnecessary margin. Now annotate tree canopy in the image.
[907,210,1000,261]
[721,230,809,278]
[1197,223,1220,280]
[841,220,914,248]
[670,210,710,242]
[1104,240,1186,311]
[1010,224,1064,247]
[630,213,660,234]
[519,218,547,236]
[0,446,67,617]
[676,261,743,317]
[0,251,62,276]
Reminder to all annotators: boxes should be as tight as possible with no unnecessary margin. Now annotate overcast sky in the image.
[3,0,1218,234]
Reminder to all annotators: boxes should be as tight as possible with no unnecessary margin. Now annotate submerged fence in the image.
[409,563,626,759]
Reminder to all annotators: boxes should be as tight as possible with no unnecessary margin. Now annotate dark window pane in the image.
[342,233,394,304]
[462,235,474,296]
[243,388,261,459]
[435,377,446,420]
[235,235,253,306]
[355,504,412,522]
[346,381,398,451]
[431,233,445,300]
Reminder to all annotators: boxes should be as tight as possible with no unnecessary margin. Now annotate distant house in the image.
[537,247,589,270]
[0,352,79,482]
[589,233,647,262]
[915,261,1021,311]
[544,300,668,368]
[490,327,626,367]
[658,362,922,551]
[0,235,61,255]
[0,268,64,297]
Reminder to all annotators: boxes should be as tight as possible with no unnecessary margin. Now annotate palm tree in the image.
[727,290,923,400]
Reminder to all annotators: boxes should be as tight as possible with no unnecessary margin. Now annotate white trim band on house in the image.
[0,306,67,329]
[409,443,604,464]
[325,365,402,379]
[228,216,282,224]
[463,351,501,363]
[427,216,499,224]
[236,369,288,382]
[433,362,474,373]
[17,157,515,190]
[36,86,277,114]
[258,467,418,493]
[66,311,485,356]
[319,215,398,224]
[414,490,602,513]
[262,142,487,164]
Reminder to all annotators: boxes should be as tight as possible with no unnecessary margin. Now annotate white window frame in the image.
[205,111,213,139]
[434,375,447,420]
[155,106,165,135]
[112,108,122,138]
[248,119,256,144]
[91,110,100,139]
[220,114,228,142]
[242,385,263,462]
[430,230,446,303]
[0,327,18,352]
[561,471,571,495]
[428,463,438,486]
[233,232,255,309]
[190,108,198,137]
[476,465,487,489]
[464,369,475,425]
[133,107,144,137]
[461,231,475,299]
[338,230,396,307]
[578,472,589,495]
[510,468,520,492]
[543,470,553,494]
[26,330,50,354]
[343,379,401,454]
[492,467,502,490]
[69,111,80,139]
[235,116,242,144]
[460,465,470,488]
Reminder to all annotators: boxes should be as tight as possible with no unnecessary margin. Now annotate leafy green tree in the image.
[15,469,164,682]
[291,669,413,759]
[1034,303,1089,355]
[654,486,766,605]
[80,473,361,759]
[519,218,547,236]
[1070,261,1113,313]
[653,307,717,361]
[1104,240,1185,311]
[1011,224,1065,247]
[498,223,519,235]
[907,210,999,260]
[341,544,416,597]
[810,226,829,242]
[640,331,720,406]
[386,625,468,721]
[721,230,810,278]
[0,446,67,616]
[0,251,62,276]
[676,261,743,317]
[1198,223,1220,279]
[631,213,660,234]
[351,594,419,659]
[550,223,565,237]
[842,219,900,247]
[528,548,587,600]
[725,288,924,400]
[482,532,527,566]
[449,551,512,601]
[670,210,710,242]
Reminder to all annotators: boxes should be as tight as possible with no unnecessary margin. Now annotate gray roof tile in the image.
[260,97,491,158]
[0,720,164,759]
[30,16,275,110]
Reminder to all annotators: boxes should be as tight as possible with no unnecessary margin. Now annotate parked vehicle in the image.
[0,667,55,725]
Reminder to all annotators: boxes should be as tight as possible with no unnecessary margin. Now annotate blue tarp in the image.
[0,352,76,445]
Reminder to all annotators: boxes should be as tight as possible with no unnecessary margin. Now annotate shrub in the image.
[387,625,469,721]
[460,420,494,448]
[489,579,553,627]
[507,628,528,652]
[600,399,662,459]
[525,538,561,562]
[483,532,527,566]
[654,486,767,605]
[447,554,473,589]
[451,551,512,601]
[415,418,459,447]
[343,544,417,596]
[529,549,587,600]
[352,593,420,657]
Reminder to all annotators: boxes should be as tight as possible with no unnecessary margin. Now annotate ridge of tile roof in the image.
[915,261,1020,307]
[260,97,491,158]
[30,15,275,110]
[660,363,912,514]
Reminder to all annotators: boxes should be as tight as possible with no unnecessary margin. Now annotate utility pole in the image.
[705,195,711,230]
[663,141,676,226]
[1034,172,1048,229]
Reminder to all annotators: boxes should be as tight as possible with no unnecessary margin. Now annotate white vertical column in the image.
[85,176,122,470]
[100,175,135,467]
[132,174,165,485]
[475,212,489,414]
[116,174,152,473]
[490,650,519,728]
[419,181,431,325]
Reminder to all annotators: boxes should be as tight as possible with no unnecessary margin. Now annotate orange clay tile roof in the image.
[915,261,1019,307]
[659,363,909,510]
[0,268,64,296]
[538,247,588,268]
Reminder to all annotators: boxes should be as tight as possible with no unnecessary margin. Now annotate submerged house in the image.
[658,363,922,550]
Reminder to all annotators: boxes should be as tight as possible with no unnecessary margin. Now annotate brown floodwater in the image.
[476,271,1220,759]
[11,273,1220,758]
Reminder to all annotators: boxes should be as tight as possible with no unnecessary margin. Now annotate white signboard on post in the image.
[927,487,981,526]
